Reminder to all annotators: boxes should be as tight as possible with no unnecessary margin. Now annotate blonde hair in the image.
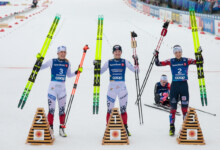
[64,58,69,63]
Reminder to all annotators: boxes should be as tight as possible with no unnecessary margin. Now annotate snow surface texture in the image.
[0,0,219,149]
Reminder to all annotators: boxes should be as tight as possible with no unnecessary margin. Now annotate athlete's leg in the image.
[47,84,57,126]
[57,86,67,125]
[106,84,117,124]
[118,86,128,125]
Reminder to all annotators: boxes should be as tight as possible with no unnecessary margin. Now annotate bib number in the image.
[113,115,117,124]
[190,115,195,123]
[59,68,63,75]
[36,115,43,124]
[178,68,182,74]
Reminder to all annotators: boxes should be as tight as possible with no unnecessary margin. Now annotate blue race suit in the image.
[41,58,76,125]
[101,58,138,124]
[155,57,196,124]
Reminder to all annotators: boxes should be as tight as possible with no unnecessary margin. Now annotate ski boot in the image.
[49,125,54,137]
[59,125,67,137]
[169,124,175,136]
[50,125,54,132]
[124,124,131,136]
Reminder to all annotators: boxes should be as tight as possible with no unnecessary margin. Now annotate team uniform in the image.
[154,82,170,105]
[40,58,77,135]
[101,58,137,135]
[155,56,196,135]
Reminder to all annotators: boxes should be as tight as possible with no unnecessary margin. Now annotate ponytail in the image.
[64,58,69,63]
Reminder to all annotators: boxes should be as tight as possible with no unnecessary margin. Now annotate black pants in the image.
[154,94,160,104]
[170,81,189,110]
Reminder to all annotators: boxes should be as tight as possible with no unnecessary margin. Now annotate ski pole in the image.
[194,108,216,116]
[136,21,170,104]
[131,31,144,125]
[65,45,89,126]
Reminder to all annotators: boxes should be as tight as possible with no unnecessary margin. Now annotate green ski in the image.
[93,15,104,114]
[189,9,207,106]
[18,14,61,109]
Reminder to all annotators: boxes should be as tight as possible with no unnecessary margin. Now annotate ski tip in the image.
[98,15,104,19]
[56,14,61,19]
[140,122,144,126]
[21,101,26,109]
[18,99,23,108]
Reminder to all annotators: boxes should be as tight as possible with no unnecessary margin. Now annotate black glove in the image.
[132,55,138,61]
[198,46,203,53]
[132,55,139,66]
[153,50,159,58]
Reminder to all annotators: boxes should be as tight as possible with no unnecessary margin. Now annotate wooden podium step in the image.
[102,108,129,145]
[177,107,205,145]
[26,108,54,145]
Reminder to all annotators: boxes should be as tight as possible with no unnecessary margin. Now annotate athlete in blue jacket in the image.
[154,45,196,136]
[40,46,82,137]
[154,75,170,106]
[100,45,138,136]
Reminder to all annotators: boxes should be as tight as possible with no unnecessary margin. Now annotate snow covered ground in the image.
[0,0,220,149]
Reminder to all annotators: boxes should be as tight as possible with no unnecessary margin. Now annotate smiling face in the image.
[174,51,182,59]
[113,50,122,59]
[57,51,66,59]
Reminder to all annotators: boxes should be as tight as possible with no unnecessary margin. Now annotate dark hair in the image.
[113,45,122,53]
[173,45,181,48]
